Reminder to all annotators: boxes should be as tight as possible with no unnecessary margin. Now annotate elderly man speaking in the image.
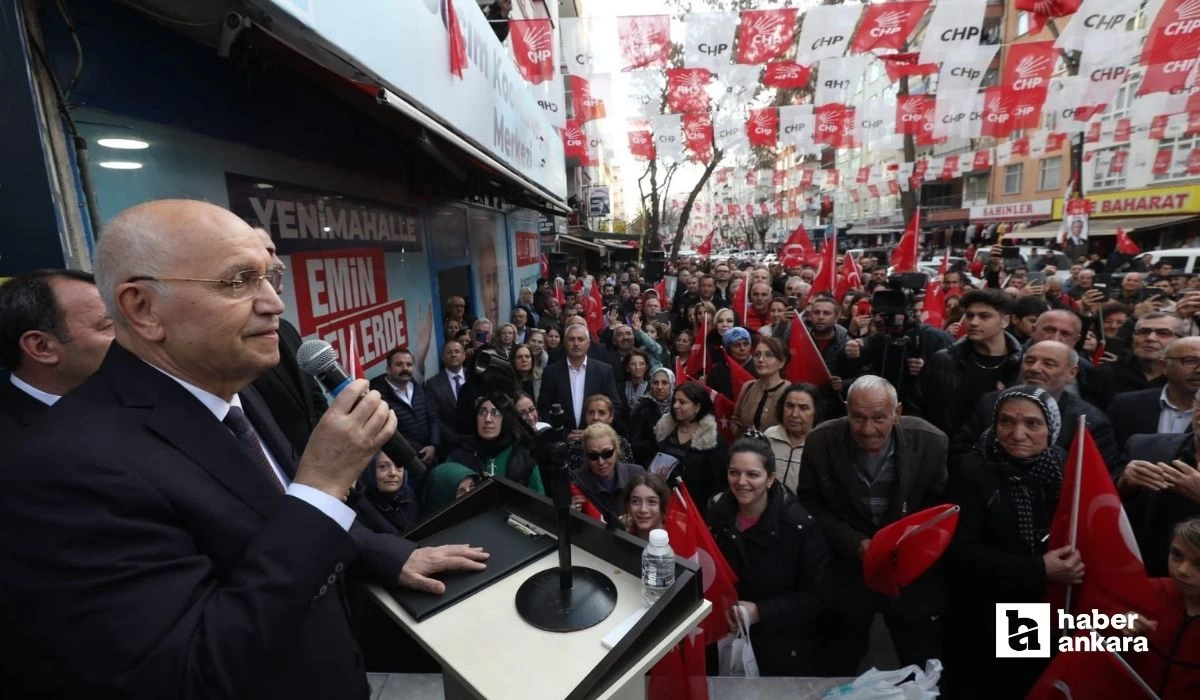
[0,200,487,699]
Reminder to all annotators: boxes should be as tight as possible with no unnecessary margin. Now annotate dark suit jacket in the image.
[0,378,49,447]
[0,344,413,699]
[250,319,328,455]
[369,375,439,452]
[795,416,949,620]
[426,370,469,452]
[537,357,620,431]
[1107,386,1165,451]
[1123,432,1200,577]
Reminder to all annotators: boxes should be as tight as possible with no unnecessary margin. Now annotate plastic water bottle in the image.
[641,528,676,607]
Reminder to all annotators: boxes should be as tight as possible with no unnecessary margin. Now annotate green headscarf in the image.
[424,462,482,513]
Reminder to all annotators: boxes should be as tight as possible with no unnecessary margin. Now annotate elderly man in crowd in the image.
[797,375,948,675]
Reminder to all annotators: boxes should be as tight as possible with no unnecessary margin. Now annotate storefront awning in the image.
[558,235,605,252]
[1007,215,1200,239]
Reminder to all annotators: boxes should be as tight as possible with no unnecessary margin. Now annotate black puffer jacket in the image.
[707,483,833,677]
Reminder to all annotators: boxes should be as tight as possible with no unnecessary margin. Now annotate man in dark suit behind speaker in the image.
[538,323,619,436]
[247,226,328,455]
[0,200,488,699]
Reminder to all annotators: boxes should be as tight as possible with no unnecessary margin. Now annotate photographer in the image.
[840,275,954,422]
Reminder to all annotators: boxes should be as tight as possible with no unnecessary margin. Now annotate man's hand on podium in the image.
[400,545,490,594]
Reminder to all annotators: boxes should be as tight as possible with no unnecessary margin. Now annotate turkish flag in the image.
[736,8,798,64]
[891,208,921,272]
[447,0,469,78]
[1014,0,1081,35]
[785,309,833,385]
[628,130,656,160]
[686,316,712,378]
[509,19,555,84]
[1048,424,1157,621]
[553,279,566,308]
[617,15,671,71]
[705,384,739,443]
[879,52,938,82]
[540,253,549,280]
[923,251,950,328]
[665,481,740,644]
[569,483,606,522]
[850,1,930,54]
[648,636,708,700]
[695,230,715,257]
[835,250,864,301]
[863,504,960,597]
[809,228,838,298]
[746,108,780,148]
[1028,650,1153,700]
[763,61,812,89]
[683,113,714,162]
[719,347,755,401]
[666,68,712,114]
[569,75,607,122]
[1115,227,1142,255]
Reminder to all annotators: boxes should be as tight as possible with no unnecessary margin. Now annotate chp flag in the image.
[919,0,989,64]
[617,15,671,71]
[850,1,930,54]
[509,19,556,84]
[683,12,738,71]
[736,8,799,64]
[795,3,862,64]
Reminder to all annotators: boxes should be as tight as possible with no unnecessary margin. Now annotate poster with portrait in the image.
[1060,197,1089,249]
[468,208,512,327]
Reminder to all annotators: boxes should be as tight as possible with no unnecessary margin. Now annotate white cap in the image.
[649,529,669,546]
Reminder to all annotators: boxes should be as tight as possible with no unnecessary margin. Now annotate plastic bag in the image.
[716,605,759,678]
[821,659,942,699]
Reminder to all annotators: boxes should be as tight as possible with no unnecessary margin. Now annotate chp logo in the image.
[564,126,585,148]
[746,13,788,50]
[900,98,926,123]
[985,96,1011,123]
[624,22,665,62]
[1165,0,1200,36]
[1012,53,1051,90]
[684,115,712,139]
[750,110,776,135]
[676,70,707,95]
[517,22,553,65]
[869,10,910,37]
[817,109,841,132]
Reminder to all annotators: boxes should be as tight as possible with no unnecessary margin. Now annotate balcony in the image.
[922,194,963,210]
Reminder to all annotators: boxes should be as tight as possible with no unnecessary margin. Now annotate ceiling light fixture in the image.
[96,138,149,150]
[97,161,144,170]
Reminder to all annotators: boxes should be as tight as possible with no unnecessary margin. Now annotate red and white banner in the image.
[617,15,671,71]
[814,104,853,147]
[515,231,540,267]
[714,115,750,155]
[652,114,684,163]
[896,95,935,135]
[291,248,389,337]
[736,8,799,64]
[795,4,862,63]
[666,68,712,114]
[628,130,655,160]
[919,0,988,63]
[850,1,930,54]
[938,44,999,92]
[562,119,592,163]
[980,87,1016,138]
[683,12,738,71]
[1153,147,1174,175]
[569,75,607,122]
[1143,0,1200,67]
[814,55,869,107]
[1003,41,1057,94]
[682,113,714,161]
[1007,86,1049,131]
[509,19,555,85]
[763,61,812,89]
[973,149,991,170]
[1055,0,1142,52]
[880,52,938,81]
[746,108,780,148]
[1114,117,1132,141]
[1110,149,1128,174]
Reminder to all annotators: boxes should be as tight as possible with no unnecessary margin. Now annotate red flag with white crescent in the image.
[891,208,921,272]
[666,68,712,114]
[347,325,366,381]
[617,15,671,71]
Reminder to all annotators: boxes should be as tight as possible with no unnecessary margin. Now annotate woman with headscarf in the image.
[944,385,1079,699]
[446,396,545,495]
[630,367,675,466]
[350,452,421,536]
[423,462,482,514]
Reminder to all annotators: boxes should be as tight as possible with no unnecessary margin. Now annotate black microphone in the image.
[296,339,427,479]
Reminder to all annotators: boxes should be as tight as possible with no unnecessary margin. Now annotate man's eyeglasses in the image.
[126,268,283,298]
[1134,327,1179,338]
[586,448,616,461]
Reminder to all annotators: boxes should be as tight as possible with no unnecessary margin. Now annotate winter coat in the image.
[943,449,1054,698]
[923,334,1024,436]
[707,483,832,677]
[447,439,539,490]
[1128,578,1200,699]
[653,413,728,510]
[764,425,805,496]
[629,397,672,466]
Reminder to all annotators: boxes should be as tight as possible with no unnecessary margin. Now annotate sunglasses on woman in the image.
[586,448,616,461]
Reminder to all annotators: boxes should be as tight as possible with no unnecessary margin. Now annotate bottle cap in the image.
[648,529,668,546]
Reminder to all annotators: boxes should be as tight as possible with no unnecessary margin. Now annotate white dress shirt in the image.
[387,378,414,406]
[10,374,60,406]
[568,358,588,426]
[445,369,465,401]
[150,363,356,531]
[1158,386,1195,435]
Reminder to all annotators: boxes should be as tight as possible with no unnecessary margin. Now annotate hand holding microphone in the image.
[296,378,396,501]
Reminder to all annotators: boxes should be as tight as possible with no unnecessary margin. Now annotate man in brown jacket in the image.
[796,375,948,675]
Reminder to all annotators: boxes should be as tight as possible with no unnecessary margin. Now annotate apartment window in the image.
[1004,164,1023,194]
[1091,145,1127,190]
[1153,134,1200,182]
[964,174,989,202]
[1039,156,1063,191]
[1100,73,1140,123]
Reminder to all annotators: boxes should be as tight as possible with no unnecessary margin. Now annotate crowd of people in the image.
[1,199,1199,698]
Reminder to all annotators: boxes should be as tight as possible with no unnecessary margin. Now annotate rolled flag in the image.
[863,504,960,597]
[447,0,468,78]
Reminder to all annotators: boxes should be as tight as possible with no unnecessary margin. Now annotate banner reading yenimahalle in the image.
[226,173,423,254]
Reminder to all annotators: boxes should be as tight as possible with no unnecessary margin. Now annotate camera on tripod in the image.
[871,273,927,338]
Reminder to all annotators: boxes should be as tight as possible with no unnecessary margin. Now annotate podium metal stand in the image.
[365,478,710,700]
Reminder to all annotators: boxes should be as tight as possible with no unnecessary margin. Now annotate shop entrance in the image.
[438,265,474,321]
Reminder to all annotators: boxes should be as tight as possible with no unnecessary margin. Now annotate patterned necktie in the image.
[223,406,285,494]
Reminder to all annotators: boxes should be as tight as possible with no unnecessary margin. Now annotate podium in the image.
[365,477,711,700]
